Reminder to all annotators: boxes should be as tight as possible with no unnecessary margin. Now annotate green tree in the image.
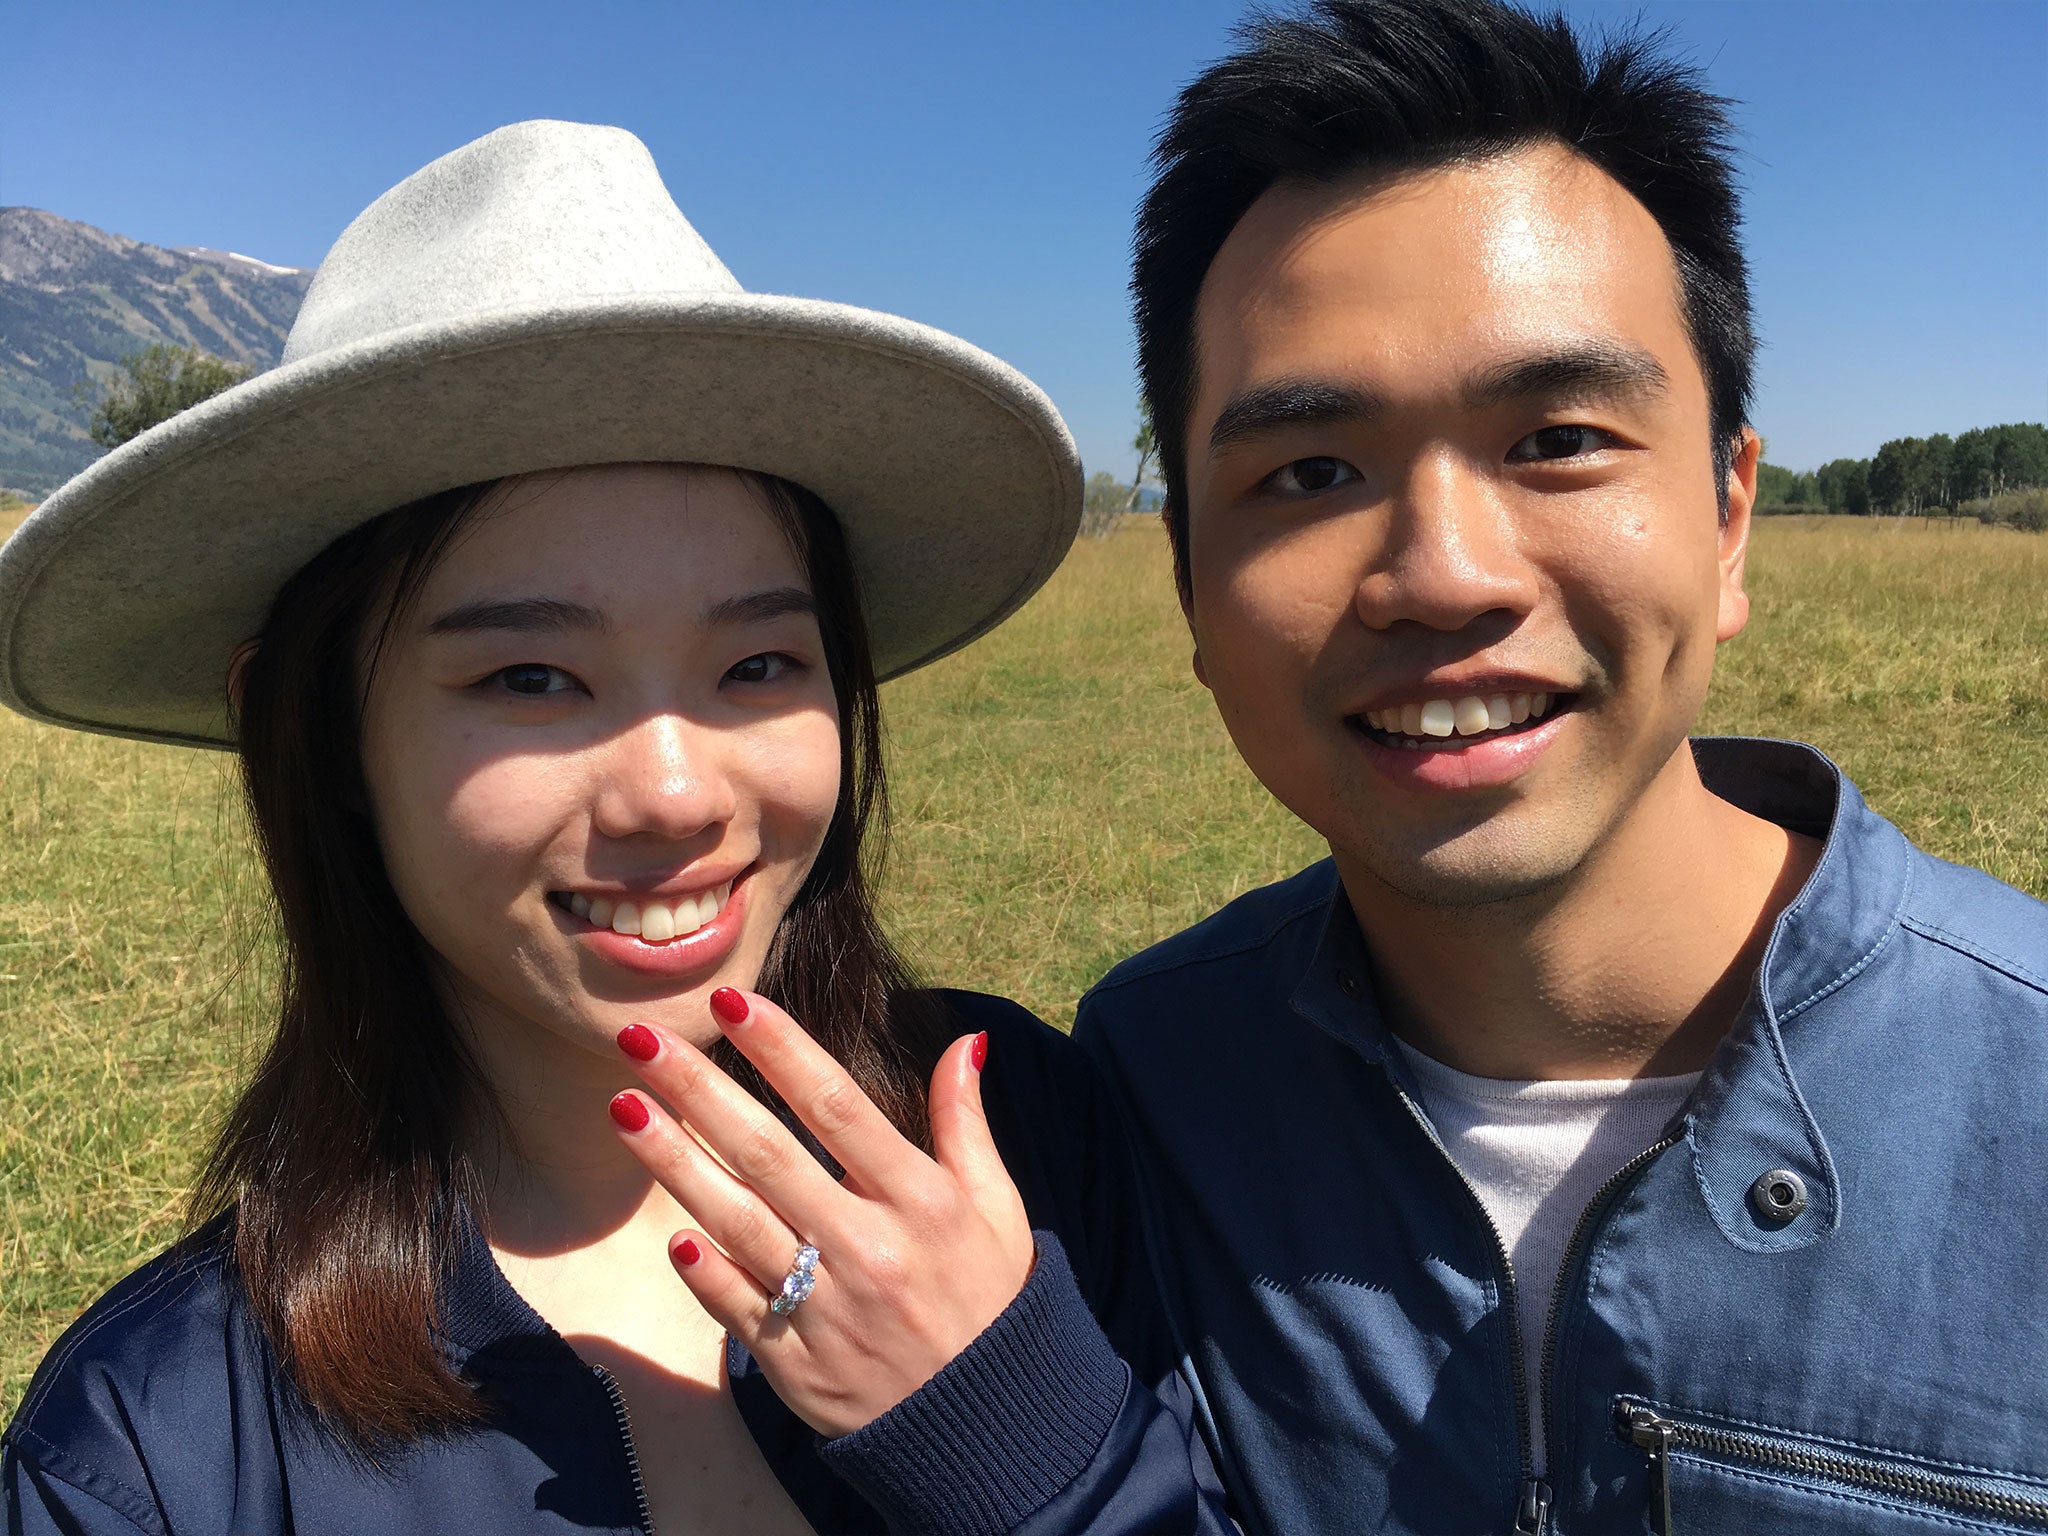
[1080,469,1132,539]
[75,344,252,450]
[1124,399,1158,515]
[1869,437,1914,514]
[1952,428,1994,503]
[1991,422,2048,493]
[1921,433,1954,512]
[1754,461,1798,505]
[1815,457,1870,516]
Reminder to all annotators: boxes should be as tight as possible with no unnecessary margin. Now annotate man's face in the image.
[1182,142,1757,909]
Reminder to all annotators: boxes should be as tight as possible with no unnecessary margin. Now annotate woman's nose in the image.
[589,713,738,843]
[1352,458,1539,634]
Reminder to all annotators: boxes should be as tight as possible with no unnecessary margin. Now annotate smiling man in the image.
[1059,1,2048,1531]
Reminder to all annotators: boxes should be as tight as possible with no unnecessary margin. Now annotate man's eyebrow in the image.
[426,597,610,636]
[1207,379,1387,457]
[1463,343,1669,410]
[702,587,817,628]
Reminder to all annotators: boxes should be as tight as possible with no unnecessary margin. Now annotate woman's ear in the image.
[226,639,259,717]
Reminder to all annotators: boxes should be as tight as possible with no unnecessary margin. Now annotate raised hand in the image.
[606,988,1035,1437]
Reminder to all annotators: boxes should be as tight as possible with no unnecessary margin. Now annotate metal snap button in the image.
[1337,971,1362,1000]
[1749,1169,1808,1223]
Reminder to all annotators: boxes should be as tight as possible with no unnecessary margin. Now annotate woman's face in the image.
[357,463,841,1066]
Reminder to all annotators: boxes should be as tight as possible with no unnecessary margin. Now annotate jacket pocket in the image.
[1615,1399,2048,1534]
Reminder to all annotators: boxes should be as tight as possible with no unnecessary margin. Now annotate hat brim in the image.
[0,292,1081,748]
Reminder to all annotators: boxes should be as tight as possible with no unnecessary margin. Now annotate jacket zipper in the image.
[1618,1402,2048,1533]
[1529,1134,1680,1522]
[593,1364,659,1536]
[1393,1070,1683,1534]
[1385,1084,1547,1531]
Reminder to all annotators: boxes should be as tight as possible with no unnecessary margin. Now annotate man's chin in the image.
[1335,825,1589,913]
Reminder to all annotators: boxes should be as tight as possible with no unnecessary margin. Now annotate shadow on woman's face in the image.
[357,463,842,1099]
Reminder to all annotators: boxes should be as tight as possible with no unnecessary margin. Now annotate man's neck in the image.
[1339,749,1821,1082]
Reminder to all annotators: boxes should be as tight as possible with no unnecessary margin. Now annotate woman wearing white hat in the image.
[0,124,1232,1534]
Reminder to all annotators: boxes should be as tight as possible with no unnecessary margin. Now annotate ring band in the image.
[770,1244,820,1316]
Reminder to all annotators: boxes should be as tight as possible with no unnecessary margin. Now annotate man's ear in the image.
[1192,646,1209,689]
[1716,428,1761,644]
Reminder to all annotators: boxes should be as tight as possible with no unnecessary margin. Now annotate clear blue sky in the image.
[9,1,2044,477]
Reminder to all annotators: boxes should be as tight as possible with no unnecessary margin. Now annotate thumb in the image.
[929,1031,1020,1215]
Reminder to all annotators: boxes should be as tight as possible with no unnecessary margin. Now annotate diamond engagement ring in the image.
[769,1244,820,1317]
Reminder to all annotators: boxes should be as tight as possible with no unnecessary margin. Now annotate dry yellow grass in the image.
[3,513,2044,1413]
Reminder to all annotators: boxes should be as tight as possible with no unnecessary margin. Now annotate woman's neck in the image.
[453,996,689,1256]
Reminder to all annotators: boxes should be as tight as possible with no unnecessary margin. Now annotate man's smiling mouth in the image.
[546,879,735,941]
[1351,691,1573,750]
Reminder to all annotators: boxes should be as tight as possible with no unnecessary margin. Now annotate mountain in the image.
[0,208,311,495]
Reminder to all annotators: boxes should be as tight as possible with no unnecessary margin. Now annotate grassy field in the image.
[5,512,2046,1411]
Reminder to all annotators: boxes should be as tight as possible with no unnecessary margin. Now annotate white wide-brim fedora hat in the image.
[0,120,1082,748]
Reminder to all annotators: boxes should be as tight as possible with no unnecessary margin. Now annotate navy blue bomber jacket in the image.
[2,993,1231,1536]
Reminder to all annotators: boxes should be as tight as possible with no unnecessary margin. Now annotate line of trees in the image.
[1756,422,2048,521]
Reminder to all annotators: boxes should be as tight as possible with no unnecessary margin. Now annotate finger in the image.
[609,1087,808,1291]
[665,1228,783,1349]
[928,1031,1023,1215]
[705,988,926,1190]
[615,1021,847,1235]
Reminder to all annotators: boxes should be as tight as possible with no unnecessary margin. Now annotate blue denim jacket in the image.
[1073,738,2048,1534]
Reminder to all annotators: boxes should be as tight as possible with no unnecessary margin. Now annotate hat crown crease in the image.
[284,120,742,365]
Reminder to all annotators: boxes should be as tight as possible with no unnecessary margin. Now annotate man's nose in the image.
[1352,455,1539,633]
[590,712,738,843]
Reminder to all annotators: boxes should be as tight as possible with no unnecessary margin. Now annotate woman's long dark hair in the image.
[188,470,951,1444]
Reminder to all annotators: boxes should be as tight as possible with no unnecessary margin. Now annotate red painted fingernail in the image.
[710,987,750,1026]
[608,1091,650,1133]
[672,1237,701,1268]
[617,1023,660,1062]
[970,1031,988,1072]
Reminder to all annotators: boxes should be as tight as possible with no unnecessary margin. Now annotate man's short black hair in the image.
[1135,0,1754,595]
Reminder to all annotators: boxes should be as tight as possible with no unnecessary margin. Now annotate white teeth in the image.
[1452,697,1492,737]
[572,881,732,942]
[1367,690,1562,742]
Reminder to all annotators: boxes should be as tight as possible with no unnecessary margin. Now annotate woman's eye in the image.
[1266,456,1359,495]
[1508,425,1615,463]
[491,663,577,696]
[725,652,796,685]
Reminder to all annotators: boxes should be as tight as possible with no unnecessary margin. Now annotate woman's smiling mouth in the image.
[548,878,736,942]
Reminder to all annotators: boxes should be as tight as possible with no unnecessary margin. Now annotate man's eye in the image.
[1266,456,1359,495]
[1508,425,1614,463]
[492,663,577,696]
[726,653,796,685]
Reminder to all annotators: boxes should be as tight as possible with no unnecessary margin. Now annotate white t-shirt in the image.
[1391,1038,1698,1476]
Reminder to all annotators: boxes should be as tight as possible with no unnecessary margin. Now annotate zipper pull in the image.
[1619,1403,1676,1536]
[1514,1476,1553,1533]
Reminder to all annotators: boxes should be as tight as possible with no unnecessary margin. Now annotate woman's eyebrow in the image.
[425,597,611,636]
[702,587,817,627]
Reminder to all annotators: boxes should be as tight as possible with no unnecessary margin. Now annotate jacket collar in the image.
[1290,736,1912,1254]
[433,1199,587,1363]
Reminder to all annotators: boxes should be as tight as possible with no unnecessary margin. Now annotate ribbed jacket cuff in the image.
[815,1231,1129,1536]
